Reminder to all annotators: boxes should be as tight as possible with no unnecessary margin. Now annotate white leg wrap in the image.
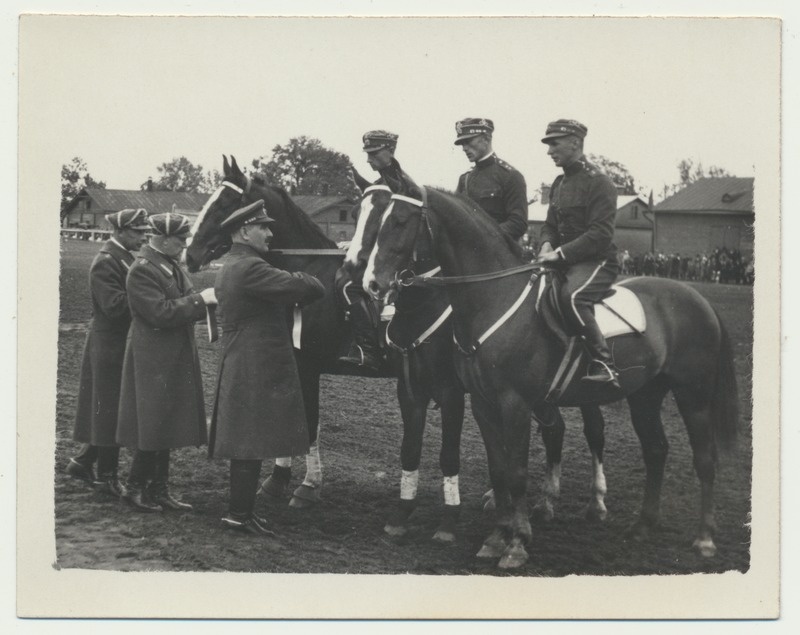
[443,475,460,506]
[302,444,322,488]
[275,457,292,468]
[400,470,419,500]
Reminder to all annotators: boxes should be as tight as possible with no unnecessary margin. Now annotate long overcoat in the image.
[73,239,135,446]
[209,243,325,460]
[116,244,208,451]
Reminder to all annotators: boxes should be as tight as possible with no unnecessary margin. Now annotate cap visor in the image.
[454,133,481,146]
[541,132,571,143]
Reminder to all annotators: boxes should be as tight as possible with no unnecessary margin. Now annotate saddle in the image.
[535,270,646,403]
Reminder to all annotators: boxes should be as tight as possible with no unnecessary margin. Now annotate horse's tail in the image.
[711,309,739,453]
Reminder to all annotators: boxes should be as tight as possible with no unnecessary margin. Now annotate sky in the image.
[18,12,779,204]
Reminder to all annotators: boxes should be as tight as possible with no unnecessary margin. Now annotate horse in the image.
[363,178,739,569]
[351,178,615,528]
[341,181,466,541]
[186,156,464,540]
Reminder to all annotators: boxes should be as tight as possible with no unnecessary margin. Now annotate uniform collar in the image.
[228,242,265,258]
[563,154,588,176]
[140,244,181,276]
[475,152,496,167]
[101,238,135,264]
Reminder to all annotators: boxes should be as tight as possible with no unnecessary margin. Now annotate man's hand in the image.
[537,250,562,264]
[200,288,218,305]
[539,241,554,255]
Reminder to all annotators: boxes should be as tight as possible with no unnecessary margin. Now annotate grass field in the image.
[54,238,754,576]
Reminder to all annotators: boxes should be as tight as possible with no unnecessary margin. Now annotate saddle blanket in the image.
[595,283,646,337]
[536,278,646,338]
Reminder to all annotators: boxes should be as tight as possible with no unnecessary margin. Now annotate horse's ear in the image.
[350,166,373,193]
[230,156,243,177]
[222,155,230,177]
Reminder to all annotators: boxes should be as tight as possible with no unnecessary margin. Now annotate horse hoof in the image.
[432,530,456,544]
[693,537,717,558]
[384,523,408,537]
[498,541,529,570]
[476,532,507,559]
[584,503,608,523]
[531,500,555,522]
[258,474,290,499]
[288,484,321,508]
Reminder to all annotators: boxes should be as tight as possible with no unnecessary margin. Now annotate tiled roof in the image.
[63,188,210,217]
[655,177,754,214]
[291,195,353,216]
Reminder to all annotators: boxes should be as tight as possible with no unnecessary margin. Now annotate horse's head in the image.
[341,184,394,276]
[186,155,252,272]
[363,176,429,303]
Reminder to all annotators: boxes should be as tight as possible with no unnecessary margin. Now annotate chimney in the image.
[541,184,551,205]
[146,177,154,192]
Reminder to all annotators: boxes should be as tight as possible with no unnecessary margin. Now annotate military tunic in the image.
[539,155,618,263]
[210,243,325,460]
[456,154,528,240]
[73,239,135,446]
[116,244,208,451]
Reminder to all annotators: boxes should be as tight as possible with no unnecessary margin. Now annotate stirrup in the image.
[582,360,620,385]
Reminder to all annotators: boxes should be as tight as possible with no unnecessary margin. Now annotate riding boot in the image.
[93,446,128,499]
[579,316,621,389]
[338,299,381,372]
[66,444,98,483]
[222,460,274,536]
[148,450,193,511]
[125,450,162,512]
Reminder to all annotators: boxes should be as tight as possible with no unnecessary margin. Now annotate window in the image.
[339,209,348,222]
[631,205,638,219]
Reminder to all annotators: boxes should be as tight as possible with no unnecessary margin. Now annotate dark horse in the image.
[350,178,615,527]
[186,156,465,539]
[364,179,739,569]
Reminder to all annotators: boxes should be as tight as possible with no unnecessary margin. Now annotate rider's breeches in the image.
[560,258,619,333]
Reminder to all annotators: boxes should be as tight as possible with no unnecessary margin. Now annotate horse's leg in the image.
[671,383,719,557]
[497,390,533,570]
[626,376,671,540]
[384,375,429,537]
[432,384,465,543]
[580,404,608,522]
[289,365,323,508]
[471,394,512,559]
[531,402,564,522]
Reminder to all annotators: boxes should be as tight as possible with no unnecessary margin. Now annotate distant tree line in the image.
[61,142,735,213]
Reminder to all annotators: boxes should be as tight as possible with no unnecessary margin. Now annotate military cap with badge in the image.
[541,119,588,143]
[219,200,275,234]
[105,208,150,230]
[362,130,399,153]
[454,117,494,145]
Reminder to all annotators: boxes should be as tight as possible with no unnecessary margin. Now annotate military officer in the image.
[454,117,529,241]
[337,130,405,372]
[210,200,325,535]
[537,119,621,388]
[66,208,149,498]
[116,213,218,512]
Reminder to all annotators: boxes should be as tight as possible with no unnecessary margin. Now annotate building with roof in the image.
[61,188,210,229]
[653,177,754,256]
[61,187,358,241]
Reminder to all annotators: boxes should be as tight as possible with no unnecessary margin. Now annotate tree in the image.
[251,136,358,198]
[586,154,639,195]
[660,159,735,200]
[61,157,106,211]
[149,156,218,193]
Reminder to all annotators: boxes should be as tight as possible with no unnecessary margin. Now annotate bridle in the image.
[387,188,542,288]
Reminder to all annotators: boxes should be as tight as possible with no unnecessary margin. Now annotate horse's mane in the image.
[251,177,337,249]
[428,187,524,260]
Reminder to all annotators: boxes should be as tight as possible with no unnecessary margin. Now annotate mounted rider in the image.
[454,117,529,241]
[337,129,405,372]
[537,119,621,389]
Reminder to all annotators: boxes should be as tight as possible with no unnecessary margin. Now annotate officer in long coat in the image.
[209,200,325,535]
[116,213,218,512]
[453,117,529,241]
[537,118,621,388]
[67,208,149,498]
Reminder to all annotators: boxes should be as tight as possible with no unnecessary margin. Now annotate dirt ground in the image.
[54,238,753,576]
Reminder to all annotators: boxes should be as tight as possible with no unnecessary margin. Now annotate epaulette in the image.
[495,157,516,173]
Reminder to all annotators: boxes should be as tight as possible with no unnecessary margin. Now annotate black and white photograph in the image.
[10,0,793,624]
